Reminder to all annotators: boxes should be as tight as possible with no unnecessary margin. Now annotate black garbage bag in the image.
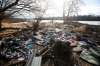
[52,41,74,66]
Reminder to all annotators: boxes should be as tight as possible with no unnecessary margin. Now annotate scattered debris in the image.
[0,23,100,66]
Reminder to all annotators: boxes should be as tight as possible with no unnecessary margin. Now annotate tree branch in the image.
[0,0,19,12]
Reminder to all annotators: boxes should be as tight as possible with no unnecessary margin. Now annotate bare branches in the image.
[0,0,48,29]
[63,0,83,23]
[0,0,47,18]
[0,0,19,12]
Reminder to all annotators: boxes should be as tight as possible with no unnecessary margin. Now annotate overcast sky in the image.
[44,0,100,17]
[14,0,100,18]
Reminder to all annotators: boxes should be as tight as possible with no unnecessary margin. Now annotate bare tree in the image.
[0,0,44,30]
[19,0,48,34]
[32,0,48,32]
[63,0,83,24]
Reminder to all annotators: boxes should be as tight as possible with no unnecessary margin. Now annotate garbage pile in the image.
[0,30,37,65]
[76,37,100,66]
[36,29,78,48]
[0,28,100,66]
[35,29,100,66]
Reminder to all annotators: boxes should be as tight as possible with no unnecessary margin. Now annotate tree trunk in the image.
[0,12,5,31]
[0,17,3,31]
[0,21,2,30]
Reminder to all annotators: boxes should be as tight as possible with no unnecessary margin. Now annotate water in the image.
[41,20,100,25]
[78,21,100,25]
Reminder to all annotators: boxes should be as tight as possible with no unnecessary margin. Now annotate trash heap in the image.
[0,28,100,66]
[0,30,37,65]
[76,37,100,66]
[36,29,78,47]
[35,29,100,66]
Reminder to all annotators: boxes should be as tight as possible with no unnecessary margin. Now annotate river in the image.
[40,20,100,25]
[78,21,100,25]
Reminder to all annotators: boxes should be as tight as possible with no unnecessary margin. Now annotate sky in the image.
[44,0,100,17]
[13,0,100,18]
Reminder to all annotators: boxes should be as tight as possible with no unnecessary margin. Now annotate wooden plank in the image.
[31,56,42,66]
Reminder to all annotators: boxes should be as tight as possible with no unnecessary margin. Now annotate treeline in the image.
[41,15,100,21]
[9,15,100,21]
[74,15,100,21]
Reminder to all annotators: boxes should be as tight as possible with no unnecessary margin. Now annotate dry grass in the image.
[2,22,33,29]
[72,25,87,33]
